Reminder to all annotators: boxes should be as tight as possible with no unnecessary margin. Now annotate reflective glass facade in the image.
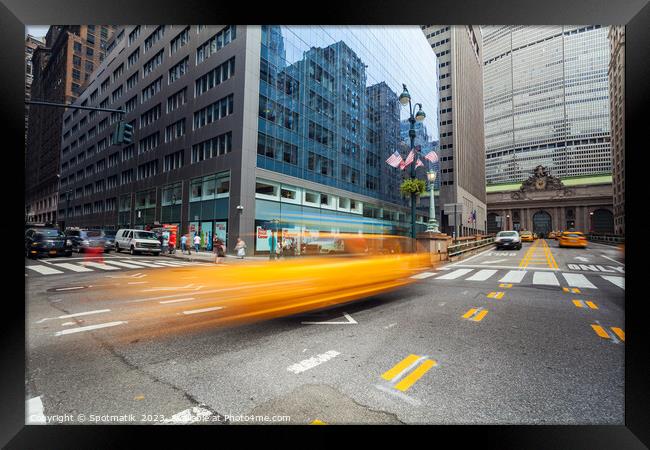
[257,26,439,205]
[483,26,611,184]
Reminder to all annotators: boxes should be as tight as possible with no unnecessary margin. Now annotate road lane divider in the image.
[181,306,224,315]
[462,307,488,322]
[54,321,127,336]
[287,350,340,374]
[381,354,437,392]
[499,283,513,288]
[562,287,581,294]
[590,323,624,343]
[585,301,599,310]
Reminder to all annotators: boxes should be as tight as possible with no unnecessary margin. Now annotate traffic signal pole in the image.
[25,100,125,115]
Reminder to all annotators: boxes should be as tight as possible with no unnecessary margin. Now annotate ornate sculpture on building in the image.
[520,165,564,191]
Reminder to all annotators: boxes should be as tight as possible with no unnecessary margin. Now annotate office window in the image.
[125,95,138,113]
[143,49,164,77]
[193,94,233,130]
[122,144,134,161]
[126,71,138,90]
[144,25,165,52]
[163,150,184,172]
[121,169,134,184]
[166,87,187,112]
[168,56,189,84]
[194,57,235,96]
[140,103,161,129]
[196,25,236,64]
[107,176,118,189]
[137,160,158,180]
[127,48,140,67]
[141,76,162,103]
[90,89,98,103]
[191,132,232,163]
[129,26,141,45]
[113,63,124,81]
[165,119,186,142]
[100,78,110,93]
[138,132,160,154]
[111,85,123,102]
[170,26,190,54]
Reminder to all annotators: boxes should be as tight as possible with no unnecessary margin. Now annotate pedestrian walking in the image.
[161,230,169,254]
[181,234,188,254]
[235,237,247,259]
[193,234,201,253]
[214,236,226,264]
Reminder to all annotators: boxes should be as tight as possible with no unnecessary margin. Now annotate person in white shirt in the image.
[193,234,201,253]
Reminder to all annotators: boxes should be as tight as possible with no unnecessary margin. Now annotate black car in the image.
[102,230,117,252]
[65,228,108,253]
[25,228,72,258]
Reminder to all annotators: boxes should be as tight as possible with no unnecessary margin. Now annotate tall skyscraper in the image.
[25,25,116,224]
[25,34,45,145]
[482,26,611,185]
[608,26,624,236]
[58,26,439,252]
[421,25,487,236]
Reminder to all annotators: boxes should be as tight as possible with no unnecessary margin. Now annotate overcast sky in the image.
[25,25,49,39]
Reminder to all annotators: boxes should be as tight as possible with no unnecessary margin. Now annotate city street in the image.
[25,239,624,425]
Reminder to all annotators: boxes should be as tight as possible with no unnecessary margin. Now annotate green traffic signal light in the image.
[122,122,134,145]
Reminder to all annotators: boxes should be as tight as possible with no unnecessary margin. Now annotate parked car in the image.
[114,229,161,255]
[558,231,588,248]
[25,228,72,258]
[65,228,108,253]
[520,231,534,242]
[101,230,117,252]
[495,230,522,250]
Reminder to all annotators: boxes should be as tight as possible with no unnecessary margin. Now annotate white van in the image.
[115,229,161,255]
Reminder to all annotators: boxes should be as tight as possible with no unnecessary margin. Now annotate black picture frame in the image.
[3,0,648,446]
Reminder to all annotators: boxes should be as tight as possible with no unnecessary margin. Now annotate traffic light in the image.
[111,121,134,145]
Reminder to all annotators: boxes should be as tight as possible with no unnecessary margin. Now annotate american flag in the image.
[385,151,403,168]
[403,149,416,168]
[415,158,424,168]
[424,151,439,163]
[399,160,406,170]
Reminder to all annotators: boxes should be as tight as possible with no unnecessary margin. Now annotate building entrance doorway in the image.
[532,211,552,237]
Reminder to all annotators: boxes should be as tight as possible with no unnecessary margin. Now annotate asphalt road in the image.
[25,240,625,425]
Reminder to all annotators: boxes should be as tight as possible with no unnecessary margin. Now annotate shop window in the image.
[190,178,202,201]
[305,191,319,204]
[202,175,216,200]
[255,182,277,197]
[280,188,297,201]
[338,198,350,209]
[216,175,230,196]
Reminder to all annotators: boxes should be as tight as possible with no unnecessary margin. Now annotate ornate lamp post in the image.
[426,170,439,233]
[398,84,426,243]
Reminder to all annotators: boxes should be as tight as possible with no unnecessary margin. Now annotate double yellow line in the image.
[382,354,437,392]
[519,239,558,269]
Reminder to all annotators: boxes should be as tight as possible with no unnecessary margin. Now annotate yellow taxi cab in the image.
[558,231,588,248]
[520,231,534,242]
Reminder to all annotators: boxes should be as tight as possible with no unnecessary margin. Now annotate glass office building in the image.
[59,26,438,254]
[483,26,611,184]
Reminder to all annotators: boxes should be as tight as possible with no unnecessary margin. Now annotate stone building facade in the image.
[486,166,614,235]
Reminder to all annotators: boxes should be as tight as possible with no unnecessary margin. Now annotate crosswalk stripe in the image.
[435,268,473,280]
[50,263,94,272]
[26,265,64,275]
[601,276,624,290]
[149,261,187,267]
[499,270,527,283]
[561,273,597,289]
[116,260,166,268]
[103,261,147,269]
[466,269,497,281]
[532,272,559,286]
[81,261,119,270]
[410,272,437,279]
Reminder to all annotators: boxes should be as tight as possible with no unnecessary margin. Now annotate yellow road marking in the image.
[572,300,584,308]
[563,287,570,293]
[487,292,504,299]
[611,327,625,341]
[591,324,610,339]
[585,301,598,310]
[473,310,489,321]
[572,288,581,293]
[394,359,437,391]
[499,283,512,288]
[311,419,327,425]
[381,354,421,381]
[462,308,477,319]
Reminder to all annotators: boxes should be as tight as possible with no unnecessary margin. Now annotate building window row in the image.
[144,25,165,52]
[191,132,233,163]
[170,26,190,55]
[257,132,298,165]
[258,95,298,131]
[140,103,161,129]
[168,56,189,84]
[195,57,235,97]
[196,25,236,65]
[165,119,186,142]
[138,132,160,154]
[167,87,188,112]
[163,150,185,172]
[143,49,164,77]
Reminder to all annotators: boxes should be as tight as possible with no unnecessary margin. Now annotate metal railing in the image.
[587,234,625,245]
[448,237,495,257]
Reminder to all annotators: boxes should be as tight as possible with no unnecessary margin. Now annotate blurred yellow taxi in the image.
[520,231,534,242]
[558,231,588,248]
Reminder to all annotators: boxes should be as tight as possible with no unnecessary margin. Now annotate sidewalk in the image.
[162,249,268,263]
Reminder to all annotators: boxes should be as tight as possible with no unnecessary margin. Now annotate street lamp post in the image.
[426,170,439,233]
[506,214,511,230]
[589,211,594,234]
[398,84,426,246]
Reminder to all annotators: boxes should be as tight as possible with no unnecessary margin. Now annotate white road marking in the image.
[447,247,495,266]
[601,254,624,266]
[159,297,196,304]
[162,406,214,424]
[26,265,64,275]
[61,322,76,326]
[82,261,119,270]
[26,396,45,424]
[374,384,422,406]
[561,273,597,289]
[182,306,224,315]
[127,281,148,285]
[434,268,473,280]
[499,270,527,283]
[574,256,590,262]
[302,312,357,325]
[287,350,340,374]
[54,321,127,336]
[50,263,94,272]
[466,269,498,281]
[103,260,147,269]
[149,261,187,267]
[116,260,165,268]
[58,309,111,319]
[532,272,559,286]
[384,323,397,329]
[453,264,559,272]
[482,259,507,264]
[410,272,436,279]
[601,276,625,290]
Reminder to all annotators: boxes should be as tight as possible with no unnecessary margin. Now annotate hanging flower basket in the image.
[400,178,426,197]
